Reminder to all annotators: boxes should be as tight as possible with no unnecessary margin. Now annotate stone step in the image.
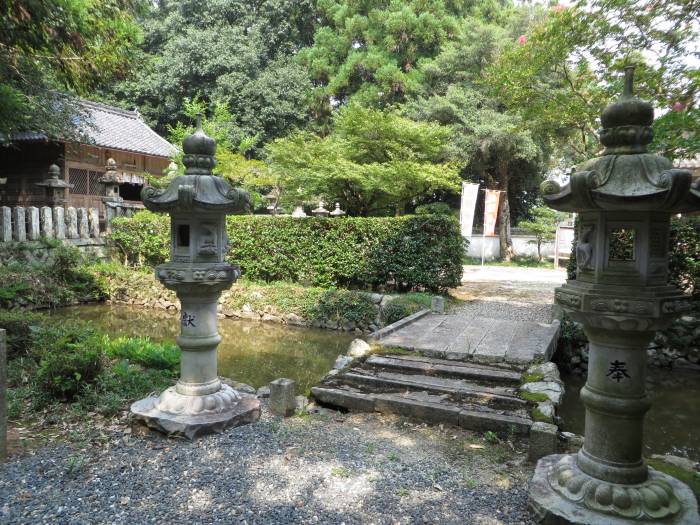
[364,354,522,386]
[311,386,532,435]
[333,369,527,411]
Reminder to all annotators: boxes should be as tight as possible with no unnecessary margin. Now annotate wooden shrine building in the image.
[0,99,175,217]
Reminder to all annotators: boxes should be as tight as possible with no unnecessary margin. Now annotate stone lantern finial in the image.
[530,67,700,525]
[182,114,217,176]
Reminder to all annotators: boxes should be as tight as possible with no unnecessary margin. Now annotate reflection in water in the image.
[560,371,700,462]
[50,305,355,393]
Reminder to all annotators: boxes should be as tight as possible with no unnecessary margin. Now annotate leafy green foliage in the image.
[668,217,700,298]
[106,337,179,373]
[109,210,170,266]
[414,202,452,215]
[518,206,567,261]
[311,291,376,325]
[109,213,465,292]
[1,0,145,139]
[486,0,700,161]
[35,323,104,400]
[0,310,44,358]
[266,103,460,215]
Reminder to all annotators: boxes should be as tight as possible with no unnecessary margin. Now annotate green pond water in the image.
[560,371,700,462]
[51,305,355,393]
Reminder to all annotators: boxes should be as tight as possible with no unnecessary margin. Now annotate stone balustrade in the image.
[0,206,103,242]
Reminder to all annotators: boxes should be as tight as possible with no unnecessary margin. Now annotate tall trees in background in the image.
[111,0,318,152]
[0,0,145,140]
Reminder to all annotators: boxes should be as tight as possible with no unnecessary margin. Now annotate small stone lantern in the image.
[35,164,73,206]
[311,200,329,217]
[531,67,700,524]
[130,118,260,439]
[99,158,123,204]
[329,203,346,217]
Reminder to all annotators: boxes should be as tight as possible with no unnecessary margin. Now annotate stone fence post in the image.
[66,207,78,239]
[0,329,7,460]
[53,207,66,240]
[40,206,53,238]
[12,207,26,241]
[77,208,89,239]
[88,208,100,238]
[27,206,40,240]
[0,207,11,242]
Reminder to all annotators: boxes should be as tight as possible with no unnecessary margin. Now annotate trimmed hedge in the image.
[110,213,466,292]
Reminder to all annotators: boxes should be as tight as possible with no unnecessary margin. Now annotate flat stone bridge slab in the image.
[376,312,560,369]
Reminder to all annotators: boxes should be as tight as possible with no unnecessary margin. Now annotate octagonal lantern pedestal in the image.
[130,119,260,439]
[529,67,700,525]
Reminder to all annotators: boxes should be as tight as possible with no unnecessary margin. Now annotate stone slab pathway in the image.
[377,265,566,369]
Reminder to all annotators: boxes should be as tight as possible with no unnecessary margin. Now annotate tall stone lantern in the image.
[130,118,260,439]
[530,67,700,525]
[99,158,123,204]
[35,164,73,206]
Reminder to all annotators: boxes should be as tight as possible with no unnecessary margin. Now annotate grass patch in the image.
[646,457,700,502]
[521,371,545,384]
[519,391,550,403]
[463,256,552,268]
[331,466,351,477]
[532,406,554,423]
[106,337,179,373]
[371,347,416,356]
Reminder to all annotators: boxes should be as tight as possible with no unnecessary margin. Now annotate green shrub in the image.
[414,202,452,215]
[106,337,179,373]
[0,310,44,357]
[109,213,466,292]
[310,290,377,324]
[109,210,170,266]
[381,301,412,325]
[34,322,104,399]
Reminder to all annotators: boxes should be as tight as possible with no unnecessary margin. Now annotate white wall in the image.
[465,226,574,261]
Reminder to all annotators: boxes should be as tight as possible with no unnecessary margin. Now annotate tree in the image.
[519,206,567,262]
[0,0,145,141]
[109,0,317,153]
[485,0,700,163]
[265,104,460,215]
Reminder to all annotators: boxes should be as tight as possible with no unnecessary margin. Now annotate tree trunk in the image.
[497,163,514,262]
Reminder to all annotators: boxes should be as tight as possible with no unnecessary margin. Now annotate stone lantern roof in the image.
[35,164,73,189]
[141,117,250,214]
[542,67,700,213]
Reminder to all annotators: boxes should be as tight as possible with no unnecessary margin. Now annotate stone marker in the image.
[431,295,446,313]
[0,329,6,460]
[528,422,558,463]
[0,207,11,242]
[130,118,259,439]
[88,208,100,238]
[269,378,296,417]
[12,206,26,241]
[40,206,53,238]
[77,208,89,238]
[53,207,66,239]
[66,207,78,239]
[530,66,700,525]
[26,207,40,240]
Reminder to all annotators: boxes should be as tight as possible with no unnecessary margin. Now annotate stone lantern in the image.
[35,164,73,206]
[130,118,260,439]
[530,67,700,524]
[99,158,123,204]
[329,203,346,217]
[311,200,329,217]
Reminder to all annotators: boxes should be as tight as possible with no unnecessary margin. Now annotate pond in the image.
[560,370,700,462]
[51,305,356,394]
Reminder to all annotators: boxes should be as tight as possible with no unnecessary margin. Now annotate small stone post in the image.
[77,208,89,238]
[269,378,297,417]
[0,329,6,460]
[88,208,100,238]
[130,117,260,439]
[431,296,446,313]
[26,207,40,240]
[12,207,26,241]
[0,207,11,242]
[53,207,66,240]
[66,207,78,239]
[40,206,53,238]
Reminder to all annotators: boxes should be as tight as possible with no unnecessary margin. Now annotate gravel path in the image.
[1,404,537,525]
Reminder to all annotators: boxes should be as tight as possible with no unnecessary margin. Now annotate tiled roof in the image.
[14,99,176,158]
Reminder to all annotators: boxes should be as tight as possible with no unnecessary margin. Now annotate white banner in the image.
[459,182,480,237]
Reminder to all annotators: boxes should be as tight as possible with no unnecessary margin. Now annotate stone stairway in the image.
[312,353,534,434]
